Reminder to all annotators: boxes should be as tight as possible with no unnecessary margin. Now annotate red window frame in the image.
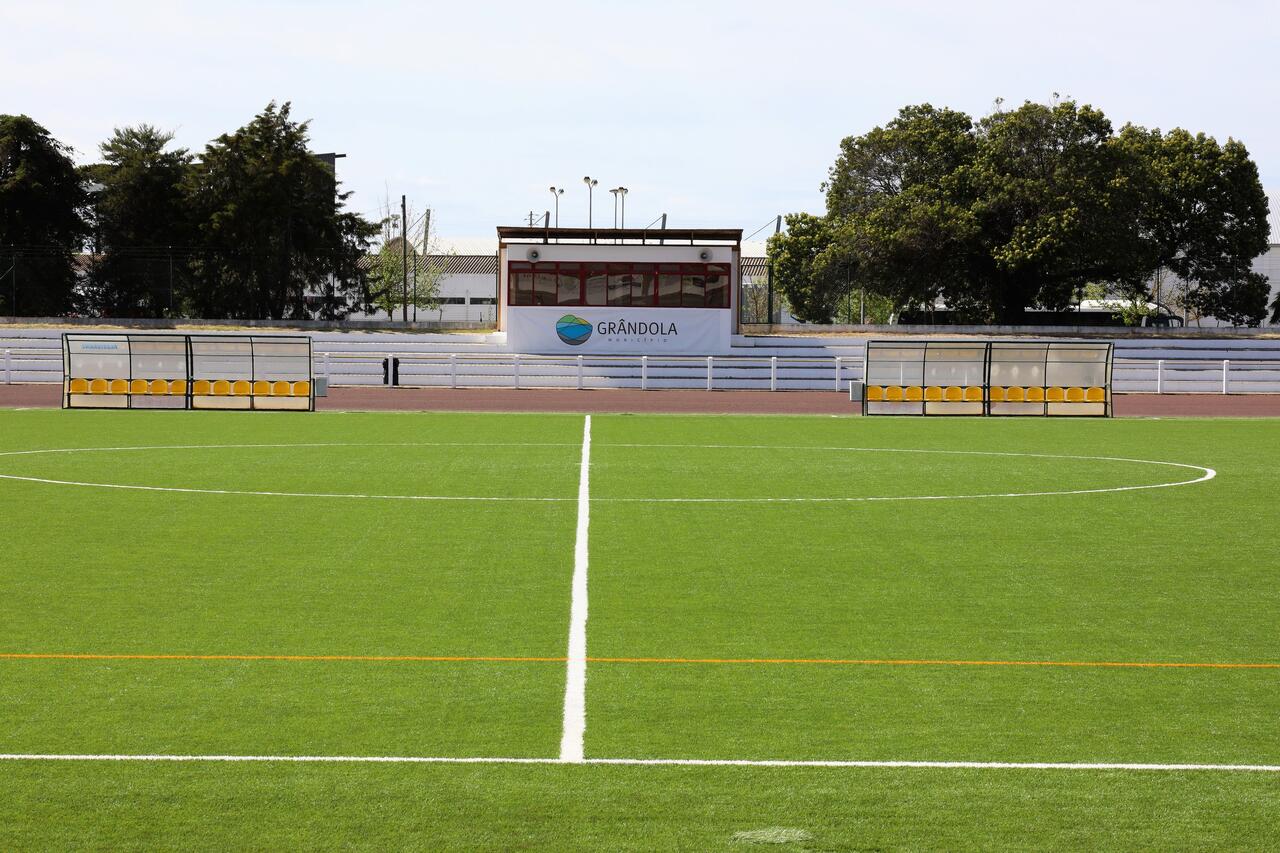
[507,261,731,309]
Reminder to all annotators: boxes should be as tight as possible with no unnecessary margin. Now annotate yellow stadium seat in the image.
[89,378,109,395]
[866,385,884,402]
[1046,386,1065,402]
[192,379,212,396]
[109,379,129,395]
[989,386,1006,402]
[1026,387,1045,402]
[69,378,89,394]
[964,386,984,402]
[252,380,271,396]
[231,379,252,396]
[885,386,904,401]
[169,379,187,395]
[1006,386,1025,402]
[149,379,168,395]
[925,386,943,402]
[212,380,231,396]
[1086,386,1106,402]
[130,379,149,395]
[904,386,923,401]
[292,380,311,397]
[1066,387,1085,402]
[944,386,963,402]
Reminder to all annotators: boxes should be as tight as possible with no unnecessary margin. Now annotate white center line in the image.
[559,415,591,763]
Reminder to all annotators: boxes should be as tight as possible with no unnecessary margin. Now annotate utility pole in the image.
[415,208,431,323]
[401,194,409,322]
[766,215,781,324]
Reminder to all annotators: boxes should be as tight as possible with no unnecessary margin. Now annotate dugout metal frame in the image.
[62,332,315,412]
[861,340,1113,417]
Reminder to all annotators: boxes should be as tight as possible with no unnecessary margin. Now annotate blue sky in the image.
[3,0,1277,239]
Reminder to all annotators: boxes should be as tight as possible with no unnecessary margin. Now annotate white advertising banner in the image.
[506,306,732,354]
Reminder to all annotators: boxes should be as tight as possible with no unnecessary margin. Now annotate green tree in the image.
[0,115,86,316]
[186,102,376,319]
[766,213,843,323]
[81,125,194,317]
[967,99,1139,321]
[777,98,1272,326]
[1115,126,1271,325]
[364,201,450,320]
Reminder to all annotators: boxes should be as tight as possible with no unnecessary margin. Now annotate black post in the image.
[401,195,409,322]
[168,247,174,316]
[766,215,781,324]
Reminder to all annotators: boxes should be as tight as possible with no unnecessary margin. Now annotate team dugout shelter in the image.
[862,340,1113,416]
[63,332,314,411]
[498,226,741,354]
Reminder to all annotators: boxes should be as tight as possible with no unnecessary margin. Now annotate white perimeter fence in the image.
[246,352,1280,394]
[4,334,1280,393]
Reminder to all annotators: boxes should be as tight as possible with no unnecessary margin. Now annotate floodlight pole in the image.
[401,195,409,323]
[583,176,598,239]
[549,186,563,226]
[619,187,628,228]
[766,215,781,324]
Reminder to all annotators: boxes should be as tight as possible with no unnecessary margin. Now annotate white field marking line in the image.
[0,442,580,502]
[0,754,1277,772]
[594,444,1216,503]
[0,442,1215,504]
[559,415,591,763]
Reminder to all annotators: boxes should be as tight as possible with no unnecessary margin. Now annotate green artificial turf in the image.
[1,408,1278,849]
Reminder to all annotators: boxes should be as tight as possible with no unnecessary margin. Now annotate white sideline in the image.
[559,415,591,762]
[0,754,1276,772]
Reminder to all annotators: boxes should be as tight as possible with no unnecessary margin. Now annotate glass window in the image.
[584,265,608,306]
[682,265,706,307]
[608,265,633,306]
[632,267,656,306]
[705,265,729,308]
[533,268,557,305]
[557,264,581,305]
[511,272,534,305]
[658,264,682,307]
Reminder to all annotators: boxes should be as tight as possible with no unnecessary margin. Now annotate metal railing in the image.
[317,353,859,392]
[5,340,1280,394]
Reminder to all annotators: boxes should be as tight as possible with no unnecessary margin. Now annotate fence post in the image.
[770,356,777,392]
[1156,359,1163,394]
[834,356,842,392]
[3,349,9,385]
[514,354,521,389]
[1222,359,1229,395]
[450,354,457,389]
[706,356,714,391]
[577,355,584,390]
[641,355,648,391]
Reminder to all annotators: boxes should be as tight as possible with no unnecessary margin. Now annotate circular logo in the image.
[556,314,592,346]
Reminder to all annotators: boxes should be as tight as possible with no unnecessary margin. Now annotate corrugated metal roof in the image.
[433,254,497,275]
[740,256,768,278]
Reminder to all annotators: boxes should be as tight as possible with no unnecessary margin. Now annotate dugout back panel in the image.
[63,333,314,411]
[862,340,1112,417]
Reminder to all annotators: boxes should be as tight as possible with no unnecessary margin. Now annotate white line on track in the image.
[0,442,1215,503]
[0,754,1275,772]
[559,416,591,762]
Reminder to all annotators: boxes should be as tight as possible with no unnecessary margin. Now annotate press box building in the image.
[496,226,743,354]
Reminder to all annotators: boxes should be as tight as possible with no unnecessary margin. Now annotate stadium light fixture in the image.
[549,186,564,227]
[583,176,598,231]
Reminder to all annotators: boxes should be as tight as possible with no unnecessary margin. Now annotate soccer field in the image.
[1,408,1278,849]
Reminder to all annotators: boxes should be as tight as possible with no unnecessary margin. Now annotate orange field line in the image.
[1,652,1277,670]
